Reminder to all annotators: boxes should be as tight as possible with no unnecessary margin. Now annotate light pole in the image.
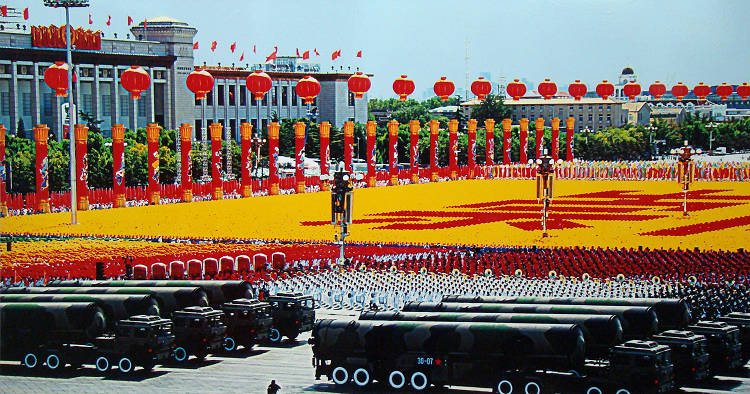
[321,162,363,266]
[251,132,266,179]
[706,122,719,155]
[44,0,89,225]
[531,150,560,238]
[645,124,657,159]
[670,141,701,217]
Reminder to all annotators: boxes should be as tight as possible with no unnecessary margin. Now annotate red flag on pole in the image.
[356,50,362,58]
[193,42,199,50]
[302,50,310,60]
[265,46,278,63]
[0,6,7,18]
[143,19,147,29]
[127,16,133,26]
[106,15,111,26]
[296,48,300,57]
[331,50,339,60]
[23,7,29,20]
[210,41,217,51]
[88,14,93,25]
[314,48,319,56]
[230,42,236,53]
[253,44,256,53]
[239,52,244,61]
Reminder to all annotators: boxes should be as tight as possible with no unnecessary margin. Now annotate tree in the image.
[16,118,26,139]
[79,111,104,134]
[468,94,512,124]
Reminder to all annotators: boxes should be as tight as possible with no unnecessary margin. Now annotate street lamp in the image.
[645,124,657,159]
[670,140,701,217]
[320,162,363,266]
[251,132,267,179]
[706,122,719,155]
[44,0,89,225]
[530,150,561,238]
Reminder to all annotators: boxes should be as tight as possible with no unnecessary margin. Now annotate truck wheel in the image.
[195,349,208,361]
[45,352,62,371]
[141,361,155,372]
[388,370,406,390]
[286,331,299,341]
[95,356,111,372]
[352,367,371,387]
[268,328,281,343]
[174,347,188,362]
[524,381,541,394]
[22,353,38,369]
[223,337,236,352]
[586,387,602,394]
[118,357,133,373]
[615,390,631,394]
[331,366,349,385]
[496,379,513,394]
[410,371,429,391]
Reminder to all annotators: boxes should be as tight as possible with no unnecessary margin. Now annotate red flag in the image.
[106,15,111,26]
[210,41,217,51]
[265,46,278,63]
[296,48,301,57]
[356,50,362,58]
[193,42,199,50]
[88,14,93,25]
[230,42,236,53]
[0,6,7,17]
[143,19,147,29]
[127,16,133,26]
[314,48,320,56]
[253,44,256,53]
[302,50,310,60]
[331,50,339,60]
[239,52,244,61]
[23,7,28,20]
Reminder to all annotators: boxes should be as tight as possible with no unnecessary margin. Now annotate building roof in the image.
[461,97,622,106]
[135,16,189,26]
[621,66,635,75]
[622,102,648,112]
[651,107,685,115]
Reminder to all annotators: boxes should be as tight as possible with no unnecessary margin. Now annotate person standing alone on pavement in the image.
[267,379,281,394]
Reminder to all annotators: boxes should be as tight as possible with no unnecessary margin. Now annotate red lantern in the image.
[736,83,750,100]
[537,78,557,99]
[649,81,667,99]
[506,79,526,101]
[671,82,689,101]
[596,80,614,100]
[567,80,587,101]
[44,61,70,97]
[715,83,733,101]
[693,82,711,101]
[246,70,273,101]
[393,75,415,101]
[434,76,455,101]
[120,65,151,99]
[347,72,371,99]
[623,81,641,100]
[296,75,321,104]
[471,76,492,101]
[186,69,214,100]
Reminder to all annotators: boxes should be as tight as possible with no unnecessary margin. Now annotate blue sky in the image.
[18,0,750,98]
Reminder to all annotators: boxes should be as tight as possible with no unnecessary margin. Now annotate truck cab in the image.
[652,330,709,382]
[171,306,227,362]
[715,314,750,363]
[220,298,273,351]
[688,321,743,373]
[267,293,315,342]
[103,315,175,370]
[608,340,675,393]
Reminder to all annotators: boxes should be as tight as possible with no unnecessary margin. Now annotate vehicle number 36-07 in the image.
[416,357,434,365]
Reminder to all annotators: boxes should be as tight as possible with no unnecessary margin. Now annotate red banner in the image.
[388,120,399,186]
[535,117,544,160]
[501,118,511,165]
[209,123,223,200]
[343,121,354,173]
[0,124,6,215]
[409,120,420,184]
[519,118,529,163]
[268,122,280,195]
[74,124,89,211]
[551,117,560,161]
[467,119,477,179]
[485,119,495,166]
[319,122,330,190]
[146,124,160,205]
[31,25,102,51]
[448,119,458,180]
[294,122,306,194]
[180,123,193,202]
[366,121,376,187]
[429,119,439,182]
[34,125,50,212]
[112,124,126,208]
[566,117,575,161]
[240,123,252,197]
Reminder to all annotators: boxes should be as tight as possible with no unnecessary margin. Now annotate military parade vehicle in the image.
[171,306,226,362]
[687,321,744,373]
[266,292,315,342]
[715,313,750,362]
[652,330,710,383]
[219,298,273,351]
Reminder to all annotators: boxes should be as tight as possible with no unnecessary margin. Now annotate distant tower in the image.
[497,76,507,98]
[465,39,470,99]
[615,66,637,99]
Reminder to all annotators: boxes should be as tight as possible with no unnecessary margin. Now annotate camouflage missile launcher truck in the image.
[687,321,744,373]
[309,319,674,393]
[652,330,710,383]
[714,313,750,363]
[219,298,273,351]
[171,306,226,362]
[0,302,173,373]
[266,292,315,342]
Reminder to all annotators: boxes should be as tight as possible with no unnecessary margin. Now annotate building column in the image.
[31,61,41,128]
[112,67,120,126]
[9,60,18,135]
[147,67,155,123]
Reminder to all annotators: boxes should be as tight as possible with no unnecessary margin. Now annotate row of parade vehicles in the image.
[310,295,749,393]
[0,280,315,374]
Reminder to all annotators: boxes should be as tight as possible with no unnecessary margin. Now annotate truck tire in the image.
[45,352,62,371]
[195,349,208,361]
[141,360,155,372]
[223,337,236,352]
[95,356,111,372]
[118,357,133,373]
[174,347,188,362]
[268,328,281,343]
[331,366,349,385]
[496,379,514,394]
[352,367,371,387]
[615,390,631,394]
[524,381,541,394]
[586,387,603,394]
[388,370,406,390]
[286,331,299,341]
[22,353,38,369]
[410,371,429,391]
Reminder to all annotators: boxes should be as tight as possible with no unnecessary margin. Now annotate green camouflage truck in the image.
[266,292,315,342]
[687,321,744,373]
[652,330,710,383]
[219,298,273,351]
[171,306,226,362]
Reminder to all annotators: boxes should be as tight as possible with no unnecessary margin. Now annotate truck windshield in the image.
[301,299,314,309]
[156,324,172,336]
